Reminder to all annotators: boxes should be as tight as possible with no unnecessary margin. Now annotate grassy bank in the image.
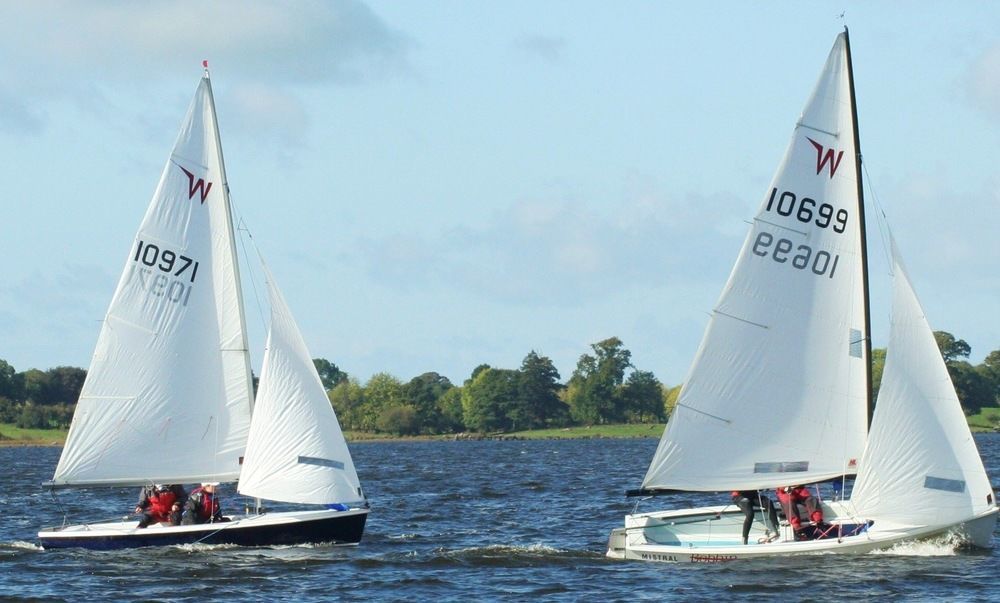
[0,424,68,446]
[0,423,667,446]
[968,408,1000,432]
[505,423,665,439]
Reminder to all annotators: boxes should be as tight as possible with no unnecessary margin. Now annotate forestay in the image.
[237,266,364,505]
[642,33,869,492]
[51,76,254,487]
[850,240,994,525]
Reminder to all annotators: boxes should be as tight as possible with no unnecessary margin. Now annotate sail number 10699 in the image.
[751,232,840,279]
[765,187,848,233]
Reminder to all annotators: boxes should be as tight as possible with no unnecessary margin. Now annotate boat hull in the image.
[607,503,997,563]
[38,507,369,550]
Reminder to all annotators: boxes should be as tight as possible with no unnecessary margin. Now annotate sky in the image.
[1,1,998,388]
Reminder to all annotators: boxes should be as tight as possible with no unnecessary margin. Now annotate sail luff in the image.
[842,27,874,429]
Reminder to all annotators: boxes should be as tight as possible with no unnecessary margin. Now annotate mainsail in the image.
[850,239,995,525]
[642,33,869,492]
[237,265,364,505]
[51,74,254,487]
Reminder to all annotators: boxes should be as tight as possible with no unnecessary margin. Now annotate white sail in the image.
[850,239,995,526]
[237,266,363,505]
[51,75,254,487]
[642,33,869,491]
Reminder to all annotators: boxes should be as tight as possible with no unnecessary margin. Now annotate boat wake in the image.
[1,541,44,554]
[868,533,966,557]
[423,543,601,567]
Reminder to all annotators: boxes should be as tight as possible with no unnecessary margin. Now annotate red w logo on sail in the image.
[806,137,844,179]
[178,165,213,204]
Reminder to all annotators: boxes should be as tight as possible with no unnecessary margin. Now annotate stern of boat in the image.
[606,527,627,559]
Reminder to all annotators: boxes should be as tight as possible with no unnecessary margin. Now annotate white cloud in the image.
[513,34,566,62]
[0,0,412,140]
[358,187,745,306]
[966,42,1000,120]
[0,0,412,85]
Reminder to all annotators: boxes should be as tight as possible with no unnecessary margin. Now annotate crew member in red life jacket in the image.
[135,484,185,528]
[182,482,227,525]
[775,485,823,530]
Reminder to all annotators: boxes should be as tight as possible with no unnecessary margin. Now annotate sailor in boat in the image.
[181,483,227,525]
[776,485,827,538]
[135,484,186,529]
[731,490,779,544]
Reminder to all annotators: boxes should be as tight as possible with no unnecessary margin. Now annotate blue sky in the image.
[1,1,998,387]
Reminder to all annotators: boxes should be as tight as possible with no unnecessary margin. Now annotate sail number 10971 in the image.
[130,240,200,307]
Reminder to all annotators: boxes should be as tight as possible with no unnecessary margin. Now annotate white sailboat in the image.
[606,29,996,562]
[38,66,368,549]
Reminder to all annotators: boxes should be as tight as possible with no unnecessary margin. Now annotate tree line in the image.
[2,332,998,434]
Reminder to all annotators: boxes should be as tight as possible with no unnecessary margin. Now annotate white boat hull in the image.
[606,503,997,563]
[38,507,369,550]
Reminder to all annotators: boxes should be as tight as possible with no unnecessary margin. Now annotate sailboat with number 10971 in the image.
[38,64,369,550]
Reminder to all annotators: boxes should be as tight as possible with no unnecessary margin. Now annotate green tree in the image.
[436,387,465,433]
[462,367,519,432]
[44,366,87,405]
[934,331,971,362]
[517,351,567,429]
[362,373,405,432]
[0,396,19,423]
[21,369,51,405]
[313,358,347,391]
[979,349,1000,406]
[404,372,453,433]
[948,361,993,414]
[621,370,665,423]
[16,403,49,429]
[0,360,24,402]
[328,378,365,430]
[376,405,420,435]
[566,337,632,424]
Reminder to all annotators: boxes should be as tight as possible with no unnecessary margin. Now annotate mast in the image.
[203,62,257,413]
[843,27,874,428]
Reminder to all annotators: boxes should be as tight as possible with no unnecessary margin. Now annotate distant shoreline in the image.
[0,423,667,448]
[3,421,995,448]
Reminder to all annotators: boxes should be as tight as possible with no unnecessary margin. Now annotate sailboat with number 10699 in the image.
[37,64,369,549]
[606,29,996,562]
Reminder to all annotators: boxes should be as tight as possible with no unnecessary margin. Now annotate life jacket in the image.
[147,491,177,522]
[190,488,220,520]
[775,487,823,526]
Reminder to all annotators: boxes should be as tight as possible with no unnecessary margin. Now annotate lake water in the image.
[2,435,998,601]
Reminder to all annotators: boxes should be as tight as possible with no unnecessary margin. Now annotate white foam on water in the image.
[4,541,44,551]
[868,533,965,557]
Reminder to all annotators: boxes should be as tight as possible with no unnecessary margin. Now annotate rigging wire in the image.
[227,198,270,350]
[862,161,894,275]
